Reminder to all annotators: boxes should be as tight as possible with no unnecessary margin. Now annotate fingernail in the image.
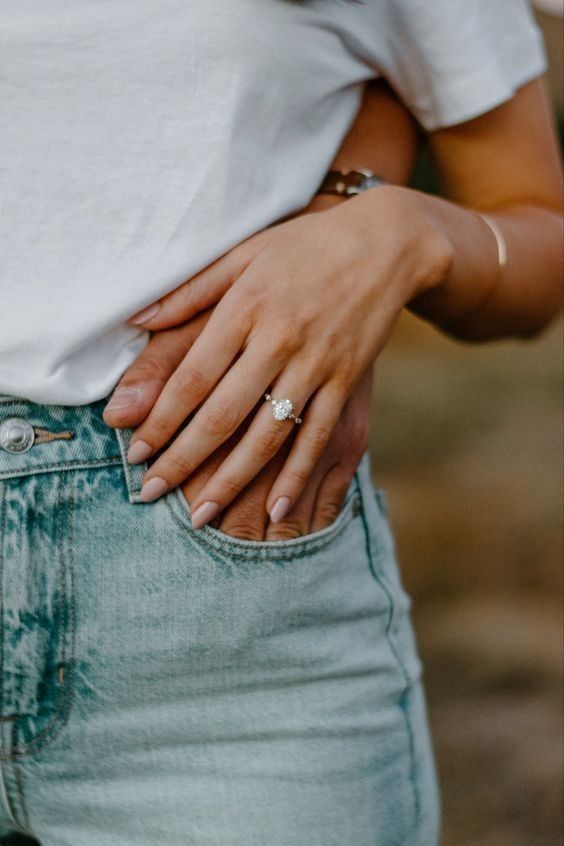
[130,303,161,325]
[127,440,153,464]
[105,387,141,412]
[191,501,221,530]
[140,477,169,503]
[269,496,292,524]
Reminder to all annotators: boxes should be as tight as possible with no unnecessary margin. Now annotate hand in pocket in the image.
[105,320,372,540]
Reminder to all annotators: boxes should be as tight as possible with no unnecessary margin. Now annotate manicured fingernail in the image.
[140,477,169,503]
[127,440,153,464]
[269,496,292,524]
[191,501,221,530]
[130,303,161,325]
[105,387,141,412]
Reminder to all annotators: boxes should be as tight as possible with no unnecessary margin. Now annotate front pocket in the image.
[164,477,362,562]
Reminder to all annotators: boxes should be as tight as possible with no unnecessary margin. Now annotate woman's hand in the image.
[104,314,372,538]
[118,186,450,526]
[180,369,372,538]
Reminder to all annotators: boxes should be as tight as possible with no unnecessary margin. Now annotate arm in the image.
[322,78,421,186]
[114,75,562,526]
[406,77,562,338]
[105,79,421,538]
[119,74,562,519]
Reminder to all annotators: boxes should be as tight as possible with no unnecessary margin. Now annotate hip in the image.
[0,395,439,845]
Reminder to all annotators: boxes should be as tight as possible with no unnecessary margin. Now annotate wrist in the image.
[348,184,454,301]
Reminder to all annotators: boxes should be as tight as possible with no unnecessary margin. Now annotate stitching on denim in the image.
[3,474,77,759]
[164,485,358,562]
[113,427,147,501]
[0,398,30,405]
[12,760,31,832]
[9,474,76,757]
[357,473,421,835]
[0,481,5,719]
[0,456,121,481]
[0,485,21,825]
[5,474,71,755]
[0,754,27,834]
[399,687,421,836]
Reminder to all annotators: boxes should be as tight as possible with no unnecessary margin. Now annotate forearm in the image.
[323,88,561,339]
[410,78,563,341]
[329,79,420,184]
[345,182,561,343]
[283,78,420,220]
[408,193,562,340]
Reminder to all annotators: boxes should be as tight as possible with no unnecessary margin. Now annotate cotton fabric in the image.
[0,0,546,404]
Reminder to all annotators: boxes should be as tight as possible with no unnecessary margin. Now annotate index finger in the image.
[103,312,212,429]
[126,296,254,463]
[128,233,265,330]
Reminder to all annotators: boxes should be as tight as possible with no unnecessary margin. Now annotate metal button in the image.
[0,418,35,454]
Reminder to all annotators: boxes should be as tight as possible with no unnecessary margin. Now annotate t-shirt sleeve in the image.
[355,0,548,131]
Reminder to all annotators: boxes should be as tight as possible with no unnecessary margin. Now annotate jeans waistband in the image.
[0,396,147,503]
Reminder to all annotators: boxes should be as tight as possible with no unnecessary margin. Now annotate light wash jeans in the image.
[0,396,439,845]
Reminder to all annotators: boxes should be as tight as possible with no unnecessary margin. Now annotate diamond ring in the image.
[264,394,302,425]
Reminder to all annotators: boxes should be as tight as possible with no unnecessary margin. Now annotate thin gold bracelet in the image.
[477,212,507,270]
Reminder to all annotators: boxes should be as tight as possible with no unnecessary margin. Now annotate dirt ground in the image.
[369,312,562,846]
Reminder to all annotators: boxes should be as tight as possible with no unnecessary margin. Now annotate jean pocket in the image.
[163,478,362,562]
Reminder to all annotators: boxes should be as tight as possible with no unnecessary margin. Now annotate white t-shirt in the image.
[0,0,546,405]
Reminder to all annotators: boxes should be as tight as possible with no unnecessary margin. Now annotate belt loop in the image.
[113,427,148,504]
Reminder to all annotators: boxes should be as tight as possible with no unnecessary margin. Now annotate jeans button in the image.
[0,418,35,453]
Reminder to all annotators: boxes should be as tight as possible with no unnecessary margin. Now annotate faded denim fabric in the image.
[0,397,439,845]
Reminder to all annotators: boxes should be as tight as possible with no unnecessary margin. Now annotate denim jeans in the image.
[0,396,439,845]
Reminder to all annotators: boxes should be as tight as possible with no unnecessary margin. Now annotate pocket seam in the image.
[164,483,360,562]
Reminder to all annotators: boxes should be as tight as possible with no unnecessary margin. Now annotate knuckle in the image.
[176,279,198,306]
[215,475,244,499]
[141,412,173,443]
[339,419,369,454]
[220,521,263,542]
[332,367,356,393]
[253,427,285,460]
[282,326,302,353]
[171,366,207,400]
[129,356,165,384]
[284,466,310,489]
[163,452,195,480]
[176,279,210,317]
[199,401,240,438]
[267,519,305,541]
[314,499,342,525]
[302,425,332,459]
[267,327,300,358]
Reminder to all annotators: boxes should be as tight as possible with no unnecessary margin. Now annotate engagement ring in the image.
[264,394,302,425]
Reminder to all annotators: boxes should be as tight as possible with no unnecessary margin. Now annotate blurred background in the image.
[369,5,562,844]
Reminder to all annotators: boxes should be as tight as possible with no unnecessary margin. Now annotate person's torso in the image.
[0,0,381,404]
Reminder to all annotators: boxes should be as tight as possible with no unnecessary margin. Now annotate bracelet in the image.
[477,212,507,270]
